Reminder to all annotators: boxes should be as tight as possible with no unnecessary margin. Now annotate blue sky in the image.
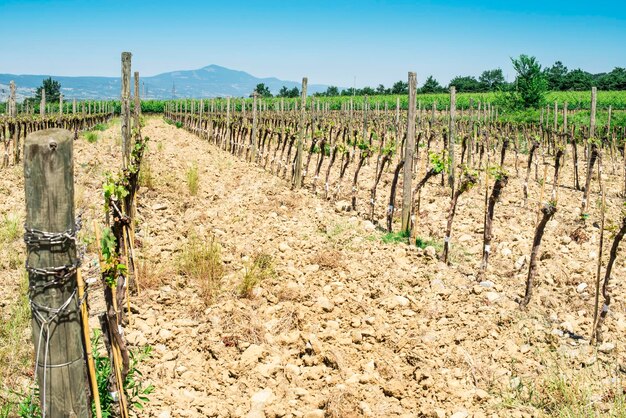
[0,0,624,87]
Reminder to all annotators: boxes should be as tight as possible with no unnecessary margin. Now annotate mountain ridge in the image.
[0,64,331,100]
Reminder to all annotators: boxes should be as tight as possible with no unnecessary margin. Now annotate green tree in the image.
[390,80,408,94]
[543,61,568,90]
[511,54,547,108]
[253,83,272,97]
[478,69,506,91]
[325,86,339,96]
[277,85,299,98]
[561,69,593,91]
[288,87,300,98]
[449,75,481,92]
[421,75,445,93]
[35,77,61,102]
[277,86,290,97]
[598,67,626,90]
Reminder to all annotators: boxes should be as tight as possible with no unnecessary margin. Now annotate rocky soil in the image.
[2,116,626,417]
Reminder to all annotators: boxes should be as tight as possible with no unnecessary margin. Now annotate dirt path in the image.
[127,117,626,417]
[2,116,626,417]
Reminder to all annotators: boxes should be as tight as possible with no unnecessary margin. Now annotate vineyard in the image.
[1,59,626,418]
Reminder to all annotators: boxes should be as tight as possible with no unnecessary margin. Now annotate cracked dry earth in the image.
[2,115,626,418]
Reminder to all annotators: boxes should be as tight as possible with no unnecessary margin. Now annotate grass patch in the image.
[165,118,183,129]
[381,230,409,244]
[0,272,32,415]
[0,214,20,243]
[137,258,171,290]
[92,123,108,131]
[85,131,98,144]
[139,155,154,190]
[186,163,199,196]
[415,236,443,251]
[238,253,275,298]
[178,235,224,303]
[499,360,626,417]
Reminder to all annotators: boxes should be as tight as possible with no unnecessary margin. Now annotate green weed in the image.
[239,253,275,298]
[93,123,108,131]
[91,330,154,417]
[186,163,199,196]
[85,132,98,143]
[381,230,410,244]
[415,236,442,251]
[0,214,20,243]
[0,272,33,416]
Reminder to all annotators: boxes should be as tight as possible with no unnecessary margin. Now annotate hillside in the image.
[0,65,330,100]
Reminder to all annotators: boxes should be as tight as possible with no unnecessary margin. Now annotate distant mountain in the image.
[0,65,331,101]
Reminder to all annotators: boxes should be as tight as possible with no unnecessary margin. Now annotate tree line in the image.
[252,58,626,99]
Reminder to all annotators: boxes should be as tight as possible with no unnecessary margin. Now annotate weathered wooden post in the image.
[40,89,46,117]
[582,87,598,215]
[9,81,19,163]
[448,86,456,193]
[401,72,417,234]
[59,94,64,116]
[251,92,258,162]
[72,98,76,114]
[24,128,90,417]
[134,71,141,120]
[9,80,16,118]
[226,97,231,149]
[294,77,308,188]
[121,52,132,169]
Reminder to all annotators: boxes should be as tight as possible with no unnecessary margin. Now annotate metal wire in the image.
[24,216,86,416]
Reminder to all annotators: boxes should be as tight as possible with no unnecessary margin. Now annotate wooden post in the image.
[24,129,90,417]
[582,88,598,215]
[294,77,308,188]
[448,86,456,193]
[431,101,436,124]
[468,98,474,168]
[8,80,16,118]
[226,96,231,149]
[251,92,258,162]
[72,99,76,114]
[401,72,417,234]
[10,81,18,162]
[134,71,141,119]
[121,52,132,169]
[590,87,597,138]
[40,89,46,117]
[59,94,64,116]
